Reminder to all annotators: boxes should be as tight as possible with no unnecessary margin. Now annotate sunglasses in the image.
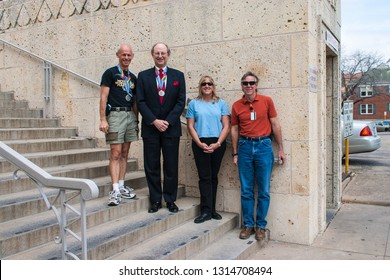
[201,82,214,86]
[241,81,256,86]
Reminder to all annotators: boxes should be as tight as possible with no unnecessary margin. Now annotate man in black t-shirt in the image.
[99,43,138,206]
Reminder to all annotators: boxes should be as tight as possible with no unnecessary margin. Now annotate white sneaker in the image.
[119,186,136,199]
[108,190,122,206]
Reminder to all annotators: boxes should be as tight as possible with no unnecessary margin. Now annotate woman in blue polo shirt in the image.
[186,76,230,223]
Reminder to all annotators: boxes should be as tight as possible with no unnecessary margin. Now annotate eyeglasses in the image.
[241,81,256,86]
[201,82,214,86]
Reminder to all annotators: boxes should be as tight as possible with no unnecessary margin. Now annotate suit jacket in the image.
[136,67,186,138]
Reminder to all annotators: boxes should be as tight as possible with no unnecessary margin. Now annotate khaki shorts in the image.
[105,111,139,144]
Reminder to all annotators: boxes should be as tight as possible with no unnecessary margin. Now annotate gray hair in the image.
[241,71,259,84]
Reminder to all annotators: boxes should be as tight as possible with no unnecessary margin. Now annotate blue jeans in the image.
[238,137,274,229]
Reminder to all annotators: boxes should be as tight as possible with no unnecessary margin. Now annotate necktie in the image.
[159,68,164,79]
[158,69,166,104]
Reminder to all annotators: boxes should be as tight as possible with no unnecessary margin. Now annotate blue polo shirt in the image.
[186,98,230,138]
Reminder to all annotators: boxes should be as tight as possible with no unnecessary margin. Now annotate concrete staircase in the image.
[0,90,266,260]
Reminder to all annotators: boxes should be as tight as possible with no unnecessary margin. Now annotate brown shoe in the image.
[255,228,266,240]
[239,226,254,239]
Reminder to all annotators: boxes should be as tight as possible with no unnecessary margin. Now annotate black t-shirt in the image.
[100,66,137,108]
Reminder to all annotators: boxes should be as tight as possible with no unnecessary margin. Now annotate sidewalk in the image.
[248,172,390,260]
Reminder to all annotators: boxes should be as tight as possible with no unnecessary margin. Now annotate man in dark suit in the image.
[136,42,186,213]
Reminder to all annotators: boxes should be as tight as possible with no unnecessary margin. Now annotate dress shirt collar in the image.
[155,66,167,73]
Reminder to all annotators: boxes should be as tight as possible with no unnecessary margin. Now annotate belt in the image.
[240,135,270,141]
[111,107,132,112]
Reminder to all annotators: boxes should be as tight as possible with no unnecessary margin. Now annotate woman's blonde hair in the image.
[196,75,219,101]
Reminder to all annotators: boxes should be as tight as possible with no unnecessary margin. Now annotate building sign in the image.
[309,65,318,93]
[325,30,339,54]
[343,101,353,138]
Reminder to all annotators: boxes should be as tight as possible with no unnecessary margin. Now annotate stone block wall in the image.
[0,0,342,245]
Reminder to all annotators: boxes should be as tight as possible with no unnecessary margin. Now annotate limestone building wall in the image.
[0,0,342,245]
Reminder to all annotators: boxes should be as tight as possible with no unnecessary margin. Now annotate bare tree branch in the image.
[341,50,383,102]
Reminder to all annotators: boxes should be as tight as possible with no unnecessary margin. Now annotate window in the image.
[360,85,373,97]
[359,104,375,115]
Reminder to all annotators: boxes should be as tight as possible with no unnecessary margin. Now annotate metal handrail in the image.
[0,38,99,118]
[0,141,99,260]
[0,38,99,86]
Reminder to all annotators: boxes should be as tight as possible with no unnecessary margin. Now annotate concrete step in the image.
[0,100,29,109]
[189,229,268,260]
[0,108,43,118]
[0,168,146,223]
[0,158,139,195]
[0,91,15,101]
[1,186,186,259]
[0,147,110,173]
[0,118,60,128]
[2,137,97,154]
[108,211,238,260]
[0,127,78,141]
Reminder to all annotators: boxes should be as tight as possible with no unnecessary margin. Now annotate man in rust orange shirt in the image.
[231,71,286,241]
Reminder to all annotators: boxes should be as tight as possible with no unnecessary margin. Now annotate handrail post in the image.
[49,62,53,118]
[60,190,67,260]
[43,62,53,118]
[80,196,88,260]
[43,61,48,118]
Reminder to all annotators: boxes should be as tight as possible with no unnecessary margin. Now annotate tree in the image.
[341,51,383,103]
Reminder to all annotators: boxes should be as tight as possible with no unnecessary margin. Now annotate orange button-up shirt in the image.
[231,93,277,137]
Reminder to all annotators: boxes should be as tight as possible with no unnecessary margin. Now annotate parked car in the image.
[375,121,390,132]
[382,120,390,127]
[341,119,381,156]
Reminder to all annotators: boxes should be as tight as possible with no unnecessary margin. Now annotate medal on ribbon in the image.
[117,65,133,100]
[156,68,167,104]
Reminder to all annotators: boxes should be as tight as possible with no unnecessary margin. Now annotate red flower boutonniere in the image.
[173,81,179,86]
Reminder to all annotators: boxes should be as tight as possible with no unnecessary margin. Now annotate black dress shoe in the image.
[166,202,179,213]
[194,213,212,223]
[211,212,222,220]
[148,202,161,213]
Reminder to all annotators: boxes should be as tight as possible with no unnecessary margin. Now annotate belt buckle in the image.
[115,107,121,112]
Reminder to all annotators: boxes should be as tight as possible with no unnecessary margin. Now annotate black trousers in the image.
[143,135,180,204]
[192,138,226,214]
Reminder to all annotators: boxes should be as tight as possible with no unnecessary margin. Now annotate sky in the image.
[341,0,390,61]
